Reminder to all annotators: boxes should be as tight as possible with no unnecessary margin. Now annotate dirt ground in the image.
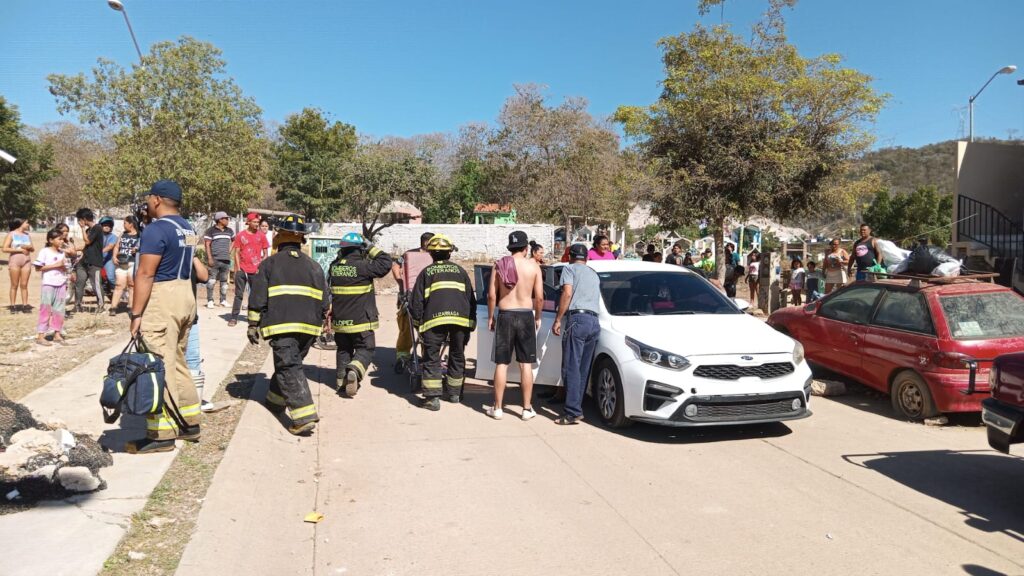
[1,233,127,400]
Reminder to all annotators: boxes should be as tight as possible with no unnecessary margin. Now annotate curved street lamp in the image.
[107,0,144,64]
[969,65,1016,142]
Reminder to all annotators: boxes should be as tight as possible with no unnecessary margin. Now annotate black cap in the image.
[507,230,529,251]
[148,180,183,203]
[568,243,588,261]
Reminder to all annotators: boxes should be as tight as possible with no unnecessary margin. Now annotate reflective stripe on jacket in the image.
[409,259,476,332]
[328,246,392,333]
[248,244,329,338]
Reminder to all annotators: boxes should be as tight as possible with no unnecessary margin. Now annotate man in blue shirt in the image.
[552,244,602,425]
[126,180,202,454]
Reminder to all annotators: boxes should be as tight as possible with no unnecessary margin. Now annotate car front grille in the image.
[671,393,805,423]
[694,399,796,419]
[693,362,795,380]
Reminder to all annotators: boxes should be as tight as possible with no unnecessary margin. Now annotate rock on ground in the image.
[57,466,101,492]
[811,380,847,397]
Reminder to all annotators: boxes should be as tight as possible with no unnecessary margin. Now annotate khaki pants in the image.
[141,279,200,440]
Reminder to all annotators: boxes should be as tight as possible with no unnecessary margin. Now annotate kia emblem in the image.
[741,356,753,361]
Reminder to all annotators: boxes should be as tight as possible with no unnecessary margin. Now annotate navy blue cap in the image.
[148,180,183,202]
[568,243,588,261]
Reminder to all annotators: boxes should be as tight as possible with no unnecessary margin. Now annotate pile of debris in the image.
[0,389,112,502]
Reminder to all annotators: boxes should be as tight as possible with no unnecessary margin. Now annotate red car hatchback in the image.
[767,279,1024,420]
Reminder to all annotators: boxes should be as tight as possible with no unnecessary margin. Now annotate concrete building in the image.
[952,140,1024,288]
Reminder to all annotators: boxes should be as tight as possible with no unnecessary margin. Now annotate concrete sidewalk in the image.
[0,308,251,576]
[176,295,1023,575]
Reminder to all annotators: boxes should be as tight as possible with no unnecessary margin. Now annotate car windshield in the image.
[939,291,1024,340]
[598,270,740,316]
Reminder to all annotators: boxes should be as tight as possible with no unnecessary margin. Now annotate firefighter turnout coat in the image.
[328,246,393,333]
[248,244,330,337]
[409,259,477,332]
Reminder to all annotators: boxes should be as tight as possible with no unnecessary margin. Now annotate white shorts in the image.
[115,264,135,279]
[825,269,847,285]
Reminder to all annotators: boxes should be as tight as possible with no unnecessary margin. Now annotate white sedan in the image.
[474,260,813,428]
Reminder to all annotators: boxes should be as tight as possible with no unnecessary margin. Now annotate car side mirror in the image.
[804,302,818,313]
[733,298,750,311]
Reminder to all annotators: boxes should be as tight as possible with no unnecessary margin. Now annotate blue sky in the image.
[2,0,1023,148]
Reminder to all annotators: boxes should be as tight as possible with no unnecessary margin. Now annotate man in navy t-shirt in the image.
[126,180,202,454]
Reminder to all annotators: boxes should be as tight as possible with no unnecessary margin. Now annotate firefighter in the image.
[328,232,392,397]
[247,214,329,435]
[408,234,476,411]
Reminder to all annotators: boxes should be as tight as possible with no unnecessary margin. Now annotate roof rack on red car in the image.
[866,271,999,288]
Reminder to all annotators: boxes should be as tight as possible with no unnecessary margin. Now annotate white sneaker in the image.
[201,400,216,412]
[485,406,503,420]
[206,301,215,309]
[521,408,537,421]
[219,300,228,307]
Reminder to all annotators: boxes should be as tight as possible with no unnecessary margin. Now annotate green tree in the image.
[343,143,439,239]
[863,186,952,246]
[615,0,886,280]
[0,97,55,222]
[48,36,268,214]
[271,108,357,222]
[423,158,485,223]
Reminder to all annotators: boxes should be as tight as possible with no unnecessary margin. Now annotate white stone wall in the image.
[319,223,556,261]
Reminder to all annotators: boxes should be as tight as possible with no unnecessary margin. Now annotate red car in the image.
[767,279,1024,420]
[982,352,1024,453]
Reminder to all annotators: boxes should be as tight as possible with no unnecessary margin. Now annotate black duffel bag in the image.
[99,336,182,426]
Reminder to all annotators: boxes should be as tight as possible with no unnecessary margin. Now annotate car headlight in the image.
[793,341,805,366]
[625,336,690,371]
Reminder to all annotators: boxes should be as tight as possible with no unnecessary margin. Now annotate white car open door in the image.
[473,264,563,385]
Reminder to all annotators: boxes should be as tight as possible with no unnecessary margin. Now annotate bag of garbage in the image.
[907,244,939,274]
[876,239,909,267]
[931,261,961,277]
[930,246,958,265]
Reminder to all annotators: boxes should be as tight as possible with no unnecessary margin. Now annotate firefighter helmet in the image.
[338,232,365,249]
[274,214,308,235]
[425,234,455,252]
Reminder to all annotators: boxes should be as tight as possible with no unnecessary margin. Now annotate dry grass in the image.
[99,341,269,576]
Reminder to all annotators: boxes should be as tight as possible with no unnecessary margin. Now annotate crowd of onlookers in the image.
[3,211,277,347]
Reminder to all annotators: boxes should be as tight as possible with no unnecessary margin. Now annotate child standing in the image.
[789,259,805,306]
[805,260,823,302]
[33,230,69,346]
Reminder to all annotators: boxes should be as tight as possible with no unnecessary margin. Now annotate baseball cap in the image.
[507,230,529,251]
[568,243,588,261]
[148,180,183,203]
[214,211,229,221]
[246,212,260,222]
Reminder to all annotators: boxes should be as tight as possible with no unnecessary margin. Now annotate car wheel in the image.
[890,370,939,421]
[593,359,631,428]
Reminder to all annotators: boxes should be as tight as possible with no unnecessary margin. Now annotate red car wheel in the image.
[890,370,938,421]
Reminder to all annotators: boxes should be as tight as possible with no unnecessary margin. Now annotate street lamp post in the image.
[107,0,144,64]
[969,65,1016,142]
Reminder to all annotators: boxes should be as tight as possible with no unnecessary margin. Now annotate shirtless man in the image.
[486,231,543,420]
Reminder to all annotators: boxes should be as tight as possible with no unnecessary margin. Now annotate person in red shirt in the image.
[228,212,270,326]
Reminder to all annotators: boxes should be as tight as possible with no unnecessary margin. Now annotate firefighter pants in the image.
[266,334,319,425]
[420,326,469,398]
[396,306,413,360]
[335,330,375,381]
[140,279,200,440]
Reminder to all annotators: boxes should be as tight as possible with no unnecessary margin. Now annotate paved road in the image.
[179,295,1024,576]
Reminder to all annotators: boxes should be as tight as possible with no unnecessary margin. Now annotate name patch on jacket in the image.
[331,264,358,277]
